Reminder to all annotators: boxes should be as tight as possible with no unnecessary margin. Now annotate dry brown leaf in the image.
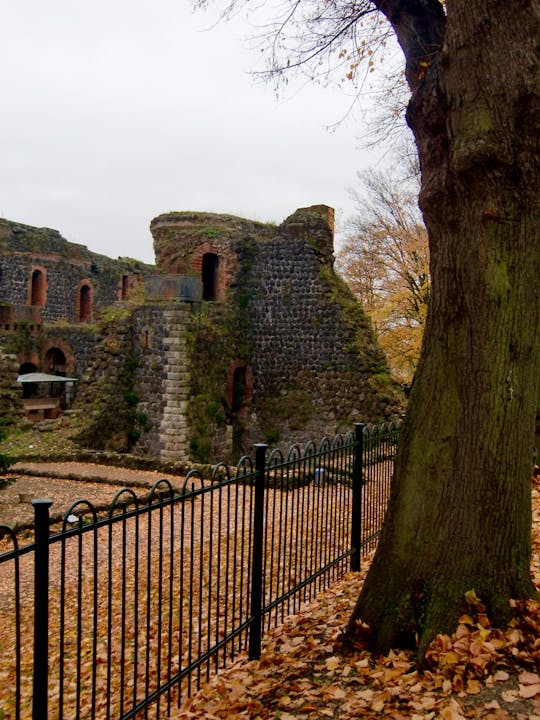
[466,678,482,694]
[519,670,540,685]
[371,696,386,712]
[325,655,342,671]
[439,698,467,719]
[519,683,540,698]
[501,689,518,703]
[356,688,374,702]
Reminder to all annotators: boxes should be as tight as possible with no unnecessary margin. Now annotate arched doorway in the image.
[44,347,67,400]
[202,253,219,301]
[45,347,67,376]
[30,269,46,306]
[227,361,253,414]
[19,361,38,375]
[18,362,38,399]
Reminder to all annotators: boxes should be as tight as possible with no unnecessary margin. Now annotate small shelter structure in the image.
[16,373,78,421]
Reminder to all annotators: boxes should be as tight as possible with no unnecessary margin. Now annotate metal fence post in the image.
[248,443,267,661]
[350,423,365,571]
[32,498,52,720]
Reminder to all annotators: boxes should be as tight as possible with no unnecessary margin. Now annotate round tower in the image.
[150,211,274,302]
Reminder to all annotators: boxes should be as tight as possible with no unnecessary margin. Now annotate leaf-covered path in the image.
[178,480,540,720]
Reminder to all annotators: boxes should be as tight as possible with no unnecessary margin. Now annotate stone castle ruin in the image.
[0,206,402,463]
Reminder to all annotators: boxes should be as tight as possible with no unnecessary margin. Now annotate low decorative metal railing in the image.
[0,421,400,720]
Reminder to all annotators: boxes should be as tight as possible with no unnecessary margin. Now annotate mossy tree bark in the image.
[347,0,540,655]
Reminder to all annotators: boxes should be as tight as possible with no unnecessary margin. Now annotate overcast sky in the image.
[0,0,397,264]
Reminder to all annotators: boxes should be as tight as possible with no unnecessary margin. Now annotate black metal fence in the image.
[0,421,400,720]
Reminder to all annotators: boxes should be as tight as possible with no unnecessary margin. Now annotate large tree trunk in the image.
[348,0,539,655]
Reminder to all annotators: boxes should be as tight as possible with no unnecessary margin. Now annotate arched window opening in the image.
[79,283,92,322]
[121,274,129,301]
[202,253,219,301]
[30,269,46,306]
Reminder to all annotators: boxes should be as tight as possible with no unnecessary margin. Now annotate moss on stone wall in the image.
[0,353,23,422]
[1,324,42,359]
[0,219,87,257]
[280,206,334,262]
[186,306,232,463]
[74,309,152,452]
[151,211,275,274]
[256,388,317,444]
[0,218,155,271]
[184,233,261,463]
[319,264,390,374]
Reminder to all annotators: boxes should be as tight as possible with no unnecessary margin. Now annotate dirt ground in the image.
[0,461,187,531]
[1,461,538,719]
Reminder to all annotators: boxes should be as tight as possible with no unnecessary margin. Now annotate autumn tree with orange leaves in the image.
[201,0,540,655]
[337,167,429,386]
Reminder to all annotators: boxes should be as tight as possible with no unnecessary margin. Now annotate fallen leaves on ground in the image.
[0,466,358,719]
[178,480,540,720]
[1,467,539,719]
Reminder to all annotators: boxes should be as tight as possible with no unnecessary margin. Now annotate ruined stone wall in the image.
[43,325,98,378]
[0,251,140,323]
[156,306,191,461]
[0,219,153,323]
[129,303,192,460]
[149,206,402,457]
[0,209,402,464]
[242,212,400,443]
[0,353,23,422]
[72,302,193,460]
[73,310,146,452]
[0,323,98,381]
[129,304,168,456]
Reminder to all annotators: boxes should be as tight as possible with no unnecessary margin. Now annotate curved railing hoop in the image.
[181,468,205,494]
[211,462,232,483]
[235,455,253,477]
[286,443,302,462]
[62,499,98,530]
[109,487,140,515]
[267,447,284,466]
[303,439,317,457]
[344,429,355,443]
[317,436,330,452]
[147,478,174,503]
